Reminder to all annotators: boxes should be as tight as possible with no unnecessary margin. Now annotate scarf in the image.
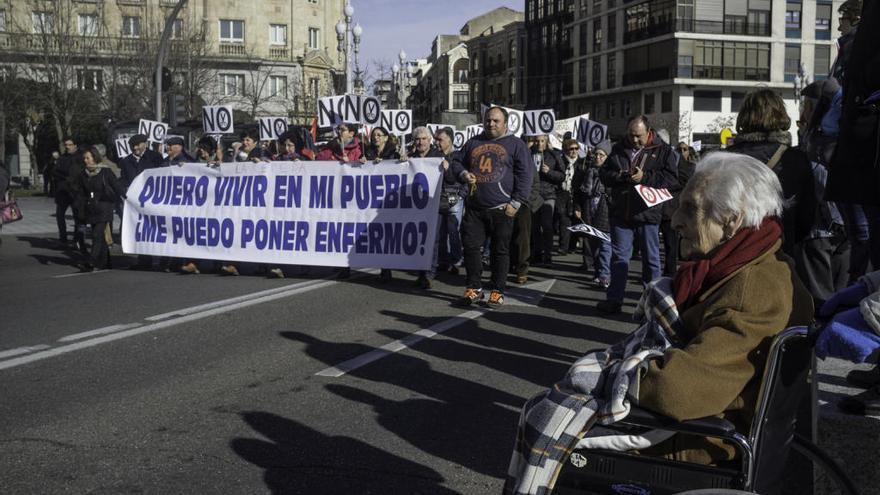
[562,156,577,192]
[673,217,782,311]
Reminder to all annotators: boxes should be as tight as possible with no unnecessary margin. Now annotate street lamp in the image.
[336,1,363,95]
[391,49,413,108]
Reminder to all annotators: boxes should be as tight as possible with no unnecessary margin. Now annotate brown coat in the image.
[637,240,813,464]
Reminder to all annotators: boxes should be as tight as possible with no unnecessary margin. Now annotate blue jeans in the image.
[588,237,612,280]
[440,200,463,266]
[606,219,661,303]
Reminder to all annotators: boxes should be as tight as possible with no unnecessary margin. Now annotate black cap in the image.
[128,134,148,147]
[165,136,185,147]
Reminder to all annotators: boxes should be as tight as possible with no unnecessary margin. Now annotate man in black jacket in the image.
[598,115,679,314]
[53,136,85,249]
[529,135,565,265]
[451,107,535,307]
[119,134,163,190]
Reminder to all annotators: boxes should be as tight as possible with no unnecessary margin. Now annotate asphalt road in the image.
[0,221,640,494]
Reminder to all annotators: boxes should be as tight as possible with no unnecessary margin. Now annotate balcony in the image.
[218,43,247,57]
[269,47,289,60]
[685,65,770,82]
[622,66,675,85]
[676,19,770,37]
[623,20,675,44]
[0,32,151,54]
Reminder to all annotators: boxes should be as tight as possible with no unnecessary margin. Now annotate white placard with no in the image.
[202,105,235,134]
[138,119,169,144]
[259,117,289,141]
[634,185,674,208]
[567,223,611,243]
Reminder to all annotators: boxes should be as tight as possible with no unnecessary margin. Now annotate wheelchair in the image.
[554,326,860,495]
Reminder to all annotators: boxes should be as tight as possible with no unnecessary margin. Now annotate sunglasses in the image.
[567,147,579,151]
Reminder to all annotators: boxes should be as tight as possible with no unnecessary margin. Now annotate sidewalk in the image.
[0,196,120,237]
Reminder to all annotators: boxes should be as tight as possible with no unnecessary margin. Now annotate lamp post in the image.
[335,1,363,95]
[391,49,413,108]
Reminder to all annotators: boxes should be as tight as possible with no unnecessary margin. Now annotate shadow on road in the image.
[231,410,458,494]
[281,330,524,478]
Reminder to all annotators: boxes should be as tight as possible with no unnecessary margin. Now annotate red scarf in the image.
[673,217,782,311]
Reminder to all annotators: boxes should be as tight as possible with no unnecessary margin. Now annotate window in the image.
[623,98,632,116]
[453,58,469,83]
[607,12,617,48]
[785,2,801,38]
[77,69,103,91]
[509,74,516,97]
[219,19,245,42]
[509,39,516,63]
[78,14,99,37]
[269,24,287,45]
[592,57,601,91]
[308,0,318,3]
[814,45,831,78]
[730,91,746,112]
[593,18,602,51]
[32,11,54,34]
[308,77,320,103]
[453,91,469,109]
[0,10,6,33]
[308,27,320,49]
[122,16,140,38]
[693,90,721,112]
[220,73,245,96]
[270,76,287,97]
[608,100,617,118]
[170,18,184,39]
[681,39,770,81]
[644,93,655,113]
[578,59,587,93]
[661,91,672,112]
[579,23,588,56]
[607,53,616,88]
[816,3,832,40]
[678,55,693,78]
[784,44,801,82]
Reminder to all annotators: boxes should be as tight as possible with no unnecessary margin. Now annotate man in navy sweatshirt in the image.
[451,107,534,306]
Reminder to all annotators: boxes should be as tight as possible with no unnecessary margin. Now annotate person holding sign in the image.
[119,134,163,191]
[598,115,680,314]
[409,127,446,289]
[451,106,535,307]
[273,129,316,161]
[316,123,363,163]
[573,140,612,288]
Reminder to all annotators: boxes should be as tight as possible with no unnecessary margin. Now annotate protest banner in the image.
[259,117,288,141]
[465,124,483,139]
[480,104,523,137]
[634,184,674,208]
[577,118,608,147]
[522,109,556,136]
[380,109,412,136]
[453,130,466,149]
[122,159,443,270]
[317,94,382,128]
[115,138,132,158]
[567,223,611,243]
[202,105,235,134]
[138,119,168,144]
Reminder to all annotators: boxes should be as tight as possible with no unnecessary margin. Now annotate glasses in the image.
[567,147,579,152]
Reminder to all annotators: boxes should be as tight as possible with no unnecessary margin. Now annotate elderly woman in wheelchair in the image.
[505,152,818,495]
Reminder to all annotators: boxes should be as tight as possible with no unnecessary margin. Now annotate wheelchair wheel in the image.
[791,433,861,495]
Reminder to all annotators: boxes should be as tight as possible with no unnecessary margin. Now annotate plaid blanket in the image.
[503,277,682,495]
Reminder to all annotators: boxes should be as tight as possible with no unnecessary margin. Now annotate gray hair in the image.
[690,151,783,229]
[412,126,431,139]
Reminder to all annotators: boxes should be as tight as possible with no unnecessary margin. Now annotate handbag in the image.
[0,191,23,224]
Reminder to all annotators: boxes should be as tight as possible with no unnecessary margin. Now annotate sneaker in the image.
[846,367,880,388]
[220,264,239,276]
[458,287,484,306]
[597,300,622,314]
[515,274,528,284]
[268,268,285,279]
[416,275,432,289]
[592,277,610,289]
[487,290,505,307]
[180,262,200,275]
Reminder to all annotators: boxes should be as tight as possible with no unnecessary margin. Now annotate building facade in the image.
[0,0,347,176]
[467,20,526,111]
[409,7,523,125]
[562,0,842,146]
[524,0,575,113]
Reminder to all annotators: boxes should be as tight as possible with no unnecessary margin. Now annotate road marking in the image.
[0,345,51,360]
[316,280,555,378]
[53,269,109,279]
[57,323,143,343]
[0,270,376,372]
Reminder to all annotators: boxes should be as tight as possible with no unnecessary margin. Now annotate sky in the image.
[349,0,522,82]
